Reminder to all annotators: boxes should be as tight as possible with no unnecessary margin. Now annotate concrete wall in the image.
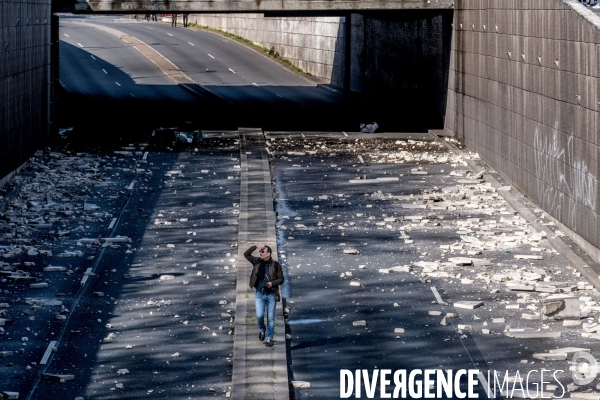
[0,0,54,185]
[189,14,346,86]
[445,0,600,252]
[348,11,452,131]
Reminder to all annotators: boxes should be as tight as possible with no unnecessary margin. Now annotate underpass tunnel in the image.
[54,11,454,137]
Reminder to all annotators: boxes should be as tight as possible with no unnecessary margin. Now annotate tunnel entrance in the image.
[55,11,453,140]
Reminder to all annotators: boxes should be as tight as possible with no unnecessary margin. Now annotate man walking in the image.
[244,244,284,347]
[171,13,178,27]
[182,13,189,27]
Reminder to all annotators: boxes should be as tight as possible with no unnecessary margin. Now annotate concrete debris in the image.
[343,249,359,255]
[42,373,75,382]
[549,347,590,356]
[30,283,49,289]
[1,392,19,400]
[570,393,600,400]
[541,295,580,321]
[117,369,130,375]
[292,381,311,388]
[454,301,483,309]
[353,320,367,327]
[532,352,567,361]
[505,330,561,339]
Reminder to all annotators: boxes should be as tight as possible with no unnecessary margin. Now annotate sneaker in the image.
[259,330,265,341]
[265,338,274,347]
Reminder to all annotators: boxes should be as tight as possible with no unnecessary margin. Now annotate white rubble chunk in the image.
[532,353,567,361]
[292,381,311,388]
[353,320,367,327]
[541,295,580,321]
[454,301,483,309]
[549,347,590,356]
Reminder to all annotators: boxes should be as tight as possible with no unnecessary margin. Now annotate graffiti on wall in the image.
[533,122,597,233]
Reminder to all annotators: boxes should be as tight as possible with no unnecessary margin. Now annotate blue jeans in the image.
[255,291,276,340]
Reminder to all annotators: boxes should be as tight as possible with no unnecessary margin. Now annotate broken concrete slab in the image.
[532,353,567,361]
[454,301,484,309]
[541,295,580,322]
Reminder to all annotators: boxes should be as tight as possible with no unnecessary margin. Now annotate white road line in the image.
[342,131,348,137]
[188,42,195,46]
[146,27,153,30]
[77,42,83,47]
[90,55,96,60]
[63,34,69,37]
[40,341,57,365]
[102,69,108,74]
[142,151,149,160]
[167,33,173,36]
[229,68,236,73]
[115,82,121,86]
[252,83,259,87]
[81,268,92,285]
[276,94,283,98]
[207,54,215,58]
[357,155,365,164]
[431,286,445,304]
[130,93,136,97]
[108,217,117,229]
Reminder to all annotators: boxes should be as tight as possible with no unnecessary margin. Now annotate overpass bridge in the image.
[53,0,454,13]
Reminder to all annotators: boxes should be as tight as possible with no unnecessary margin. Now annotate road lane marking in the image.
[431,286,445,304]
[142,151,149,160]
[63,34,69,37]
[40,341,58,365]
[207,54,215,58]
[146,27,153,30]
[130,93,136,97]
[276,94,283,98]
[102,69,108,74]
[229,68,236,73]
[342,131,348,137]
[91,55,96,60]
[77,42,83,47]
[81,268,92,285]
[167,33,173,36]
[108,217,118,229]
[115,82,121,86]
[188,42,195,46]
[252,83,259,87]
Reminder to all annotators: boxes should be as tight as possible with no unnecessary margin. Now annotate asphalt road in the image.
[268,135,600,399]
[58,15,372,136]
[0,138,241,399]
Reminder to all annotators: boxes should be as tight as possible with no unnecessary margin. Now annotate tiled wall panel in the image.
[0,0,52,183]
[447,0,600,249]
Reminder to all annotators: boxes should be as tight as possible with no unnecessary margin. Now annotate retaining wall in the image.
[189,14,347,86]
[446,0,600,254]
[0,0,54,185]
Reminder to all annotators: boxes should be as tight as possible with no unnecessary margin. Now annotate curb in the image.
[232,128,289,400]
[430,132,600,292]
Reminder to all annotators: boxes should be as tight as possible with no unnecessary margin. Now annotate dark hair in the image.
[263,245,272,255]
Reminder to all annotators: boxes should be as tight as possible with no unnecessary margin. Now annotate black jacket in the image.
[245,245,284,300]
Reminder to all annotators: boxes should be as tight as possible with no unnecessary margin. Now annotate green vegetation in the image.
[187,22,311,76]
